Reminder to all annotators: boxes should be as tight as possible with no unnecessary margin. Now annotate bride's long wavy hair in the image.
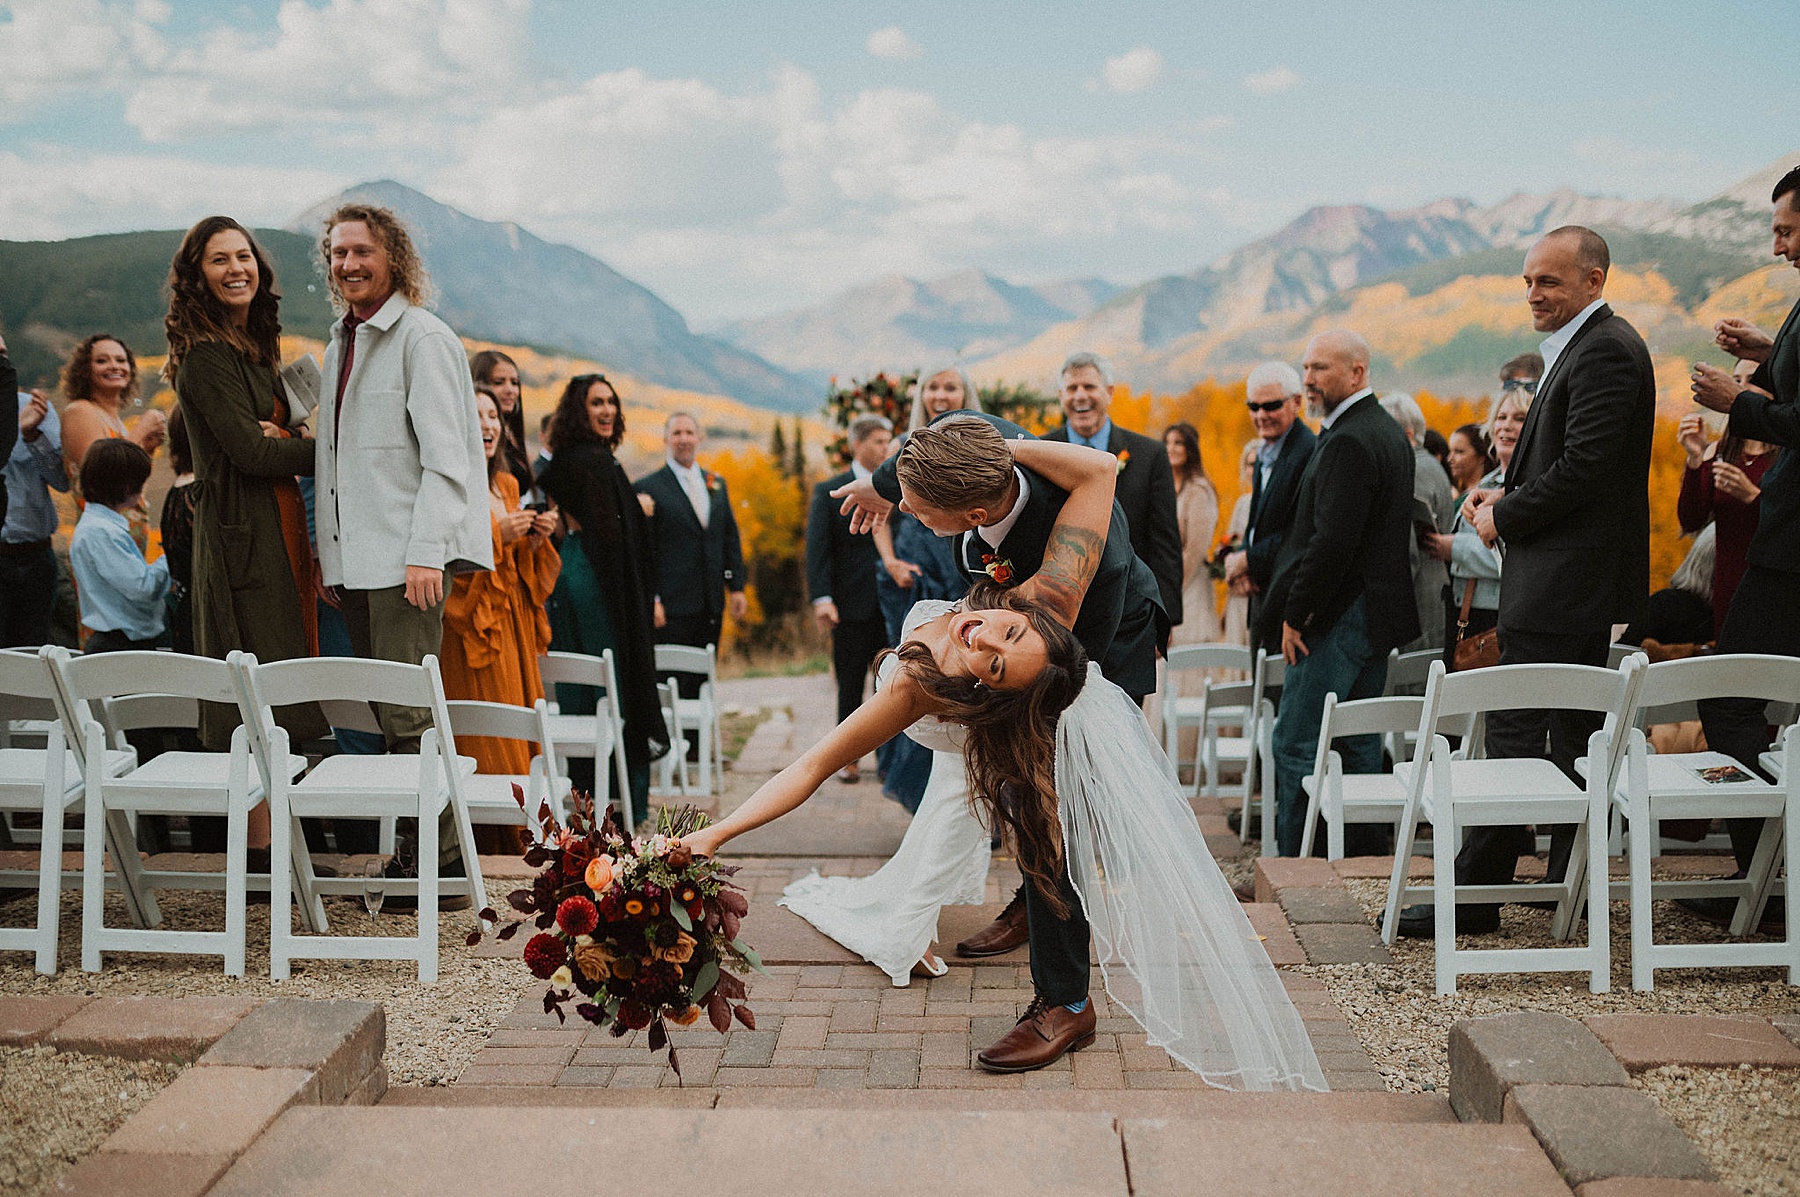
[893,580,1087,915]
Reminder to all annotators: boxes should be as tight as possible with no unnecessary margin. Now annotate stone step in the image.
[385,1084,1456,1122]
[211,1105,1568,1197]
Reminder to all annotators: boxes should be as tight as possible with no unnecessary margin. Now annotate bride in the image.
[683,426,1326,1092]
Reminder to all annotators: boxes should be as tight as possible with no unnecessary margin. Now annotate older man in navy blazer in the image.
[1223,361,1317,658]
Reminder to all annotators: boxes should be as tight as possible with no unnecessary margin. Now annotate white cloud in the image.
[1102,46,1163,93]
[0,0,169,116]
[122,0,532,144]
[1242,65,1299,95]
[0,149,347,239]
[865,25,921,61]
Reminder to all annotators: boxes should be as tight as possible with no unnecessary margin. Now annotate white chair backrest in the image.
[1635,654,1800,721]
[1382,647,1440,696]
[53,650,232,742]
[231,652,456,793]
[1607,642,1636,670]
[1413,656,1645,793]
[444,699,555,763]
[1199,677,1255,714]
[540,650,615,694]
[1165,644,1254,675]
[1323,694,1427,744]
[0,650,60,721]
[653,643,716,682]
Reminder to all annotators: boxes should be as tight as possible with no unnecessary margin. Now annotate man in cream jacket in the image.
[316,203,491,750]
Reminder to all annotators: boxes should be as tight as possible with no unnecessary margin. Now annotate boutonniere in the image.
[705,473,722,492]
[980,553,1015,585]
[1115,449,1131,474]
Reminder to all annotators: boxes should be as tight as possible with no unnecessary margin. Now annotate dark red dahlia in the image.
[618,999,653,1030]
[556,896,600,937]
[597,886,622,921]
[523,933,568,980]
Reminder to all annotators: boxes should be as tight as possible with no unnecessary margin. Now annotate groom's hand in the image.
[832,477,894,534]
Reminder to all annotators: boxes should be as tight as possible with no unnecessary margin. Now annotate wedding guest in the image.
[538,374,668,822]
[2,376,68,649]
[1422,391,1524,666]
[1421,427,1451,485]
[157,405,198,655]
[1381,392,1454,652]
[439,389,560,854]
[471,349,534,497]
[1047,352,1183,632]
[807,414,893,783]
[1621,525,1716,649]
[1689,165,1800,918]
[1163,421,1220,646]
[315,203,491,747]
[635,412,748,695]
[1445,422,1493,499]
[60,334,166,544]
[165,215,326,751]
[1219,439,1260,649]
[1223,361,1316,658]
[1402,228,1655,938]
[1675,360,1775,637]
[69,440,168,652]
[0,337,14,528]
[1263,331,1418,858]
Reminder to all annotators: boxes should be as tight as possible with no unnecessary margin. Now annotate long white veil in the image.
[1056,664,1329,1092]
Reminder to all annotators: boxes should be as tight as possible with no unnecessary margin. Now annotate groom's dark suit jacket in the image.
[635,464,745,621]
[1730,295,1800,574]
[1259,395,1419,654]
[873,412,1167,699]
[1492,304,1656,633]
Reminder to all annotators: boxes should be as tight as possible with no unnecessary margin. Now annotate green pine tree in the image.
[770,420,788,477]
[790,419,807,489]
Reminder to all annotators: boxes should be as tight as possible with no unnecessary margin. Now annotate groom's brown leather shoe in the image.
[977,996,1096,1072]
[955,890,1029,957]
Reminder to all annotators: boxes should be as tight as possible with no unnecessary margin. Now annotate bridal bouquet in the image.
[469,789,764,1078]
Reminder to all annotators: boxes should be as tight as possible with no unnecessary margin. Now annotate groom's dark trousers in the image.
[873,412,1166,1004]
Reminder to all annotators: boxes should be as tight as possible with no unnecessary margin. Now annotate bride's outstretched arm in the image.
[682,674,937,859]
[1007,439,1114,629]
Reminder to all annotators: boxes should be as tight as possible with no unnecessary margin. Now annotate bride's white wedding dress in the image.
[784,598,1327,1092]
[780,601,991,987]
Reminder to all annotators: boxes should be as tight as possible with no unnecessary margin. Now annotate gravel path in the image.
[1635,1065,1800,1195]
[0,1047,182,1196]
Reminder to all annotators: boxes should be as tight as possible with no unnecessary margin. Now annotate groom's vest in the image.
[874,413,1167,699]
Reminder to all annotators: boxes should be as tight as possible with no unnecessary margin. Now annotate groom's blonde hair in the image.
[896,416,1013,510]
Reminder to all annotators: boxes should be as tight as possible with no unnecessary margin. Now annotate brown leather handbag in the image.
[1451,579,1501,671]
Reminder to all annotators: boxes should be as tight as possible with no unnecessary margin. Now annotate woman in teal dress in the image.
[538,374,668,823]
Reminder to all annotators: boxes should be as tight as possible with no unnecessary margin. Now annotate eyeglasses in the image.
[1245,399,1288,413]
[1501,377,1538,394]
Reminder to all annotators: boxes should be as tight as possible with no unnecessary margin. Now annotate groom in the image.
[835,412,1166,1071]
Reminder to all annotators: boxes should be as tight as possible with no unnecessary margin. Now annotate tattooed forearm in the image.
[1026,524,1103,626]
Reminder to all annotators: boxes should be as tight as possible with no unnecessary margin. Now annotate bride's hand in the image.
[679,827,724,860]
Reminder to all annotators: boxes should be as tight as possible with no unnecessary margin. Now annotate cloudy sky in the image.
[2,0,1796,326]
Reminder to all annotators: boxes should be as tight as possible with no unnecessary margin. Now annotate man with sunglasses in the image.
[1224,362,1317,662]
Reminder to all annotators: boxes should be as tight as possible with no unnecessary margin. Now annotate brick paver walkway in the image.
[452,671,1385,1094]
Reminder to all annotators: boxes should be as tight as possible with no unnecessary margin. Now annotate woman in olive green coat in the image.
[164,215,326,751]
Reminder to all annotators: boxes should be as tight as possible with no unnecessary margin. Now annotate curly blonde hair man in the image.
[318,203,433,310]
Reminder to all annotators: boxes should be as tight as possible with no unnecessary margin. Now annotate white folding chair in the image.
[47,648,306,977]
[1381,647,1440,697]
[1380,657,1645,994]
[1298,694,1425,861]
[1159,643,1254,793]
[652,682,686,799]
[538,650,633,827]
[653,643,722,798]
[1608,655,1800,990]
[1238,649,1285,855]
[233,652,485,983]
[444,699,571,840]
[0,649,134,973]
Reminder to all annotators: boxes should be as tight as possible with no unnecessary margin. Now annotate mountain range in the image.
[4,153,1794,413]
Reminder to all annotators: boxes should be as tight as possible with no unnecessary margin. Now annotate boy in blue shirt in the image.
[69,439,168,653]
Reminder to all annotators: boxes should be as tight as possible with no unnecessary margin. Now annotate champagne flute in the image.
[364,858,386,922]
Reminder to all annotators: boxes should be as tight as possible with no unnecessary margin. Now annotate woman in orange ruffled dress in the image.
[440,389,560,853]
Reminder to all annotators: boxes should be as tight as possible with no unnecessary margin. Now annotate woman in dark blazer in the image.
[538,374,668,823]
[164,215,326,752]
